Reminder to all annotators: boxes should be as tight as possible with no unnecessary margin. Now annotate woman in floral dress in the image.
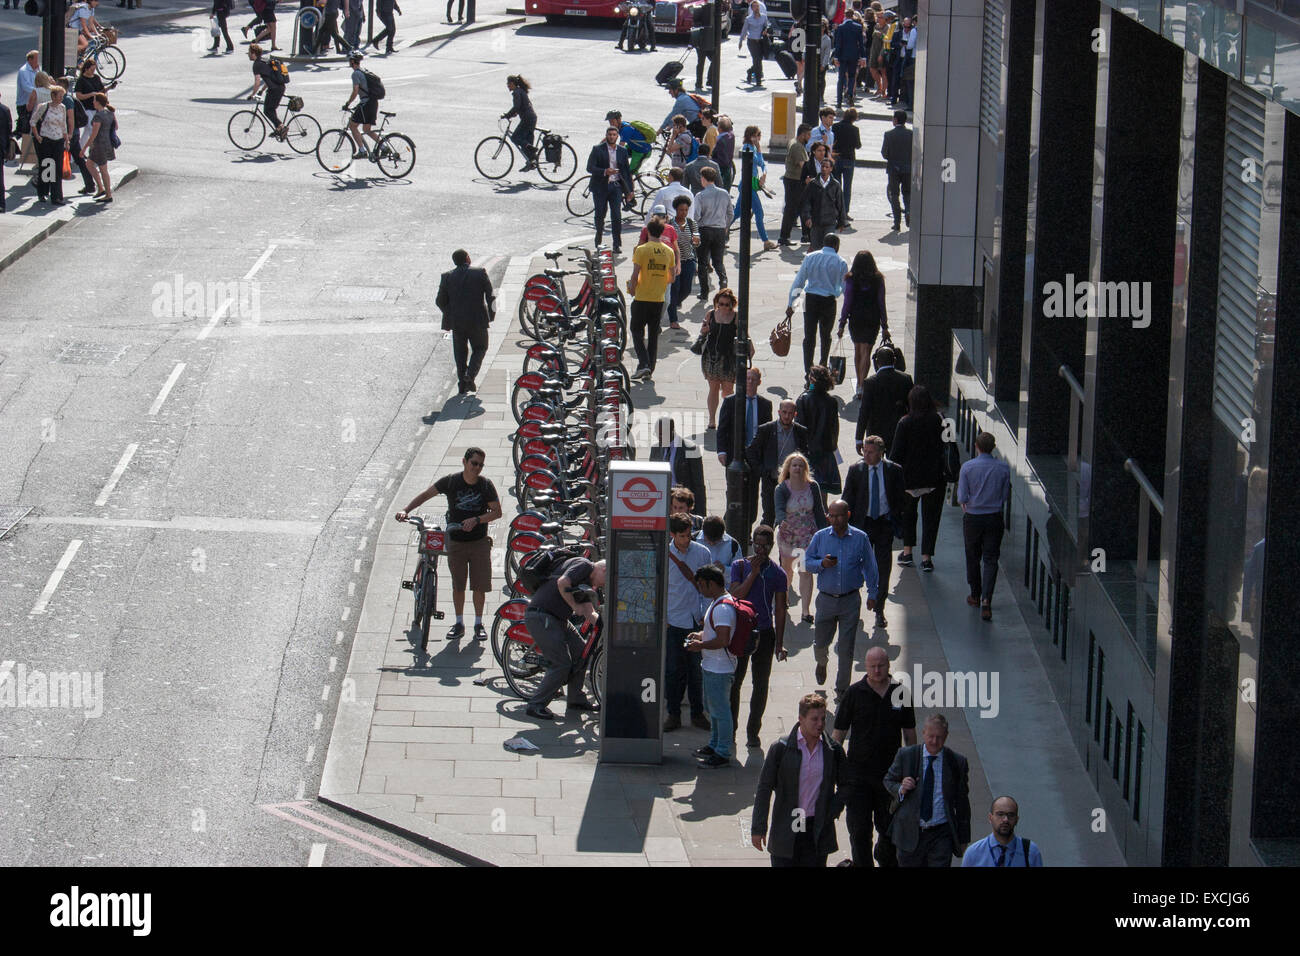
[775,452,828,624]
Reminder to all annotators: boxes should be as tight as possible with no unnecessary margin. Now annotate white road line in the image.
[197,297,234,341]
[295,780,305,800]
[394,459,405,471]
[405,441,415,452]
[447,66,507,80]
[328,657,337,673]
[147,363,187,416]
[314,712,323,731]
[365,517,375,531]
[321,686,330,701]
[30,540,83,615]
[307,843,327,867]
[305,744,315,763]
[353,559,362,573]
[340,606,351,621]
[244,243,278,281]
[347,581,357,597]
[94,444,139,507]
[356,536,368,552]
[335,631,344,645]
[29,515,322,536]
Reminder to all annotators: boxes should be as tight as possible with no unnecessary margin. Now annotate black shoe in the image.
[690,714,711,730]
[77,186,95,195]
[663,715,681,732]
[892,222,901,232]
[456,382,468,395]
[875,614,888,629]
[815,662,827,686]
[693,745,716,758]
[472,623,487,640]
[446,622,465,639]
[526,704,558,720]
[746,737,761,749]
[920,559,934,573]
[698,753,730,768]
[466,379,477,393]
[897,552,914,567]
[567,696,600,713]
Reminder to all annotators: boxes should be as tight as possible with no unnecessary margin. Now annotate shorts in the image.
[445,535,492,593]
[351,99,378,126]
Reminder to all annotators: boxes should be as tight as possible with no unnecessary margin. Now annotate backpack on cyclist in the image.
[624,119,655,173]
[681,133,700,164]
[518,546,583,596]
[362,69,386,100]
[706,594,757,658]
[267,57,290,85]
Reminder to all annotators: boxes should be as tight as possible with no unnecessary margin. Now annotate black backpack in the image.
[267,56,290,86]
[72,97,88,130]
[518,547,582,596]
[362,69,385,100]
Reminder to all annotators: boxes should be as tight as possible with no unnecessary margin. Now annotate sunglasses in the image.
[468,460,485,468]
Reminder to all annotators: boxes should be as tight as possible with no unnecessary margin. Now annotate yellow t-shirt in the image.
[632,240,675,303]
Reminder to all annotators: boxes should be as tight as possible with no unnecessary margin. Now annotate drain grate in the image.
[0,505,32,539]
[55,342,131,366]
[332,286,395,303]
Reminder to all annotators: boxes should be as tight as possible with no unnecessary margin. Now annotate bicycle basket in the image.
[287,96,304,113]
[103,27,119,44]
[543,133,564,165]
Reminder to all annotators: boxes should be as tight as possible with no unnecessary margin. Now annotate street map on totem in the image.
[616,548,657,625]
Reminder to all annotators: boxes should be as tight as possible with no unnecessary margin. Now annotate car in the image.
[647,0,732,39]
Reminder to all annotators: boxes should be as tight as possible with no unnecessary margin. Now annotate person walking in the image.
[342,0,364,53]
[395,447,502,641]
[712,116,735,191]
[734,125,778,251]
[319,0,349,54]
[800,158,845,251]
[786,232,849,378]
[837,250,888,398]
[868,9,888,99]
[883,713,971,867]
[833,11,866,108]
[31,84,70,206]
[958,431,1011,621]
[626,219,676,381]
[501,74,537,170]
[751,693,847,866]
[736,0,769,87]
[841,435,903,627]
[370,0,401,53]
[854,344,912,456]
[58,84,94,198]
[727,525,787,749]
[717,367,771,531]
[805,499,877,699]
[796,365,841,499]
[832,645,916,866]
[0,93,10,212]
[831,108,861,225]
[15,51,39,168]
[210,0,236,53]
[666,195,699,330]
[686,565,739,767]
[776,453,827,626]
[587,126,633,254]
[746,399,810,529]
[664,514,713,733]
[696,289,749,430]
[962,796,1045,867]
[83,92,116,202]
[693,166,732,298]
[520,556,606,720]
[891,384,946,573]
[778,124,810,247]
[435,249,496,395]
[881,109,912,231]
[445,0,464,23]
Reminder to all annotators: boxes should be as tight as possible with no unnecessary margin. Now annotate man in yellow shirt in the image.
[626,218,678,382]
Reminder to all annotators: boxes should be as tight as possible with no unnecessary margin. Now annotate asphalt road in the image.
[0,9,884,866]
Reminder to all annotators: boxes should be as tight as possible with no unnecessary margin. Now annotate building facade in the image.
[906,0,1300,865]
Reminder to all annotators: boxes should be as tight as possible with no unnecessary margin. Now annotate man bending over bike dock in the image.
[523,557,606,721]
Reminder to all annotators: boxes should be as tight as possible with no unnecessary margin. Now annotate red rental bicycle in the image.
[398,515,450,652]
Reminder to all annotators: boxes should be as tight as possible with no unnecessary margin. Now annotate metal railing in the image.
[1059,364,1084,472]
[1124,458,1164,585]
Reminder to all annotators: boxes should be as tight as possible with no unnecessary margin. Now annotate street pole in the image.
[802,0,821,127]
[367,0,374,44]
[725,146,755,553]
[43,0,67,79]
[709,0,722,112]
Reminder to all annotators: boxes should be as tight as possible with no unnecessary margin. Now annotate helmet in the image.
[348,50,364,63]
[605,109,622,121]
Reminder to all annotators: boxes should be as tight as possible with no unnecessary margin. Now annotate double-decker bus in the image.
[524,0,623,22]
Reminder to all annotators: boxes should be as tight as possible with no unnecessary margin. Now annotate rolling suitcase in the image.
[655,60,685,87]
[775,49,798,80]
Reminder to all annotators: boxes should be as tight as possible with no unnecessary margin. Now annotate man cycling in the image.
[605,109,651,171]
[342,51,381,159]
[659,78,701,136]
[67,0,102,57]
[247,44,288,140]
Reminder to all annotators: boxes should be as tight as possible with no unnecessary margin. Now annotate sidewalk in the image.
[321,170,1125,867]
[0,163,138,275]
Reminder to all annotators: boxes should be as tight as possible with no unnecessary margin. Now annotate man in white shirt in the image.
[686,564,737,766]
[807,107,836,152]
[666,514,713,733]
[647,167,694,224]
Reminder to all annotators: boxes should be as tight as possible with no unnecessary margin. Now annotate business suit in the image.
[586,140,634,252]
[880,123,912,229]
[752,727,847,865]
[883,743,971,867]
[800,175,845,250]
[649,437,707,516]
[891,411,947,557]
[745,419,810,528]
[718,392,772,531]
[435,263,495,393]
[832,19,866,107]
[840,456,904,621]
[855,365,913,454]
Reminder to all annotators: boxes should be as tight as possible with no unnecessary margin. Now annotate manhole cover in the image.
[333,286,395,303]
[0,505,32,539]
[55,342,130,366]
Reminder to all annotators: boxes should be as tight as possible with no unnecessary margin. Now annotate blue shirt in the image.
[667,539,712,628]
[808,123,835,151]
[957,452,1011,515]
[788,246,849,307]
[745,395,760,446]
[695,531,741,570]
[662,92,701,132]
[961,834,1044,867]
[17,63,36,108]
[352,68,371,104]
[737,11,768,42]
[804,525,878,600]
[728,557,787,630]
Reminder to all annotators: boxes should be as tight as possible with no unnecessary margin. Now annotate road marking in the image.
[30,540,83,615]
[29,515,322,536]
[347,581,357,597]
[405,442,415,452]
[262,801,436,867]
[305,744,315,763]
[94,444,139,507]
[335,630,344,645]
[308,843,327,867]
[314,712,323,731]
[356,536,368,552]
[394,459,405,471]
[353,559,362,573]
[321,685,330,701]
[447,66,507,80]
[328,657,337,673]
[147,363,187,416]
[295,780,305,800]
[364,517,375,531]
[197,297,234,341]
[340,606,351,621]
[244,243,278,281]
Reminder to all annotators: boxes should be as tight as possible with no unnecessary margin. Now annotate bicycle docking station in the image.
[600,462,671,764]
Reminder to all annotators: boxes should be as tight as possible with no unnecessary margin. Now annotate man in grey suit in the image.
[436,249,496,396]
[883,713,971,867]
[745,399,810,528]
[880,109,912,231]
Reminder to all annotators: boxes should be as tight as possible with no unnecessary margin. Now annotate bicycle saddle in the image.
[539,521,563,537]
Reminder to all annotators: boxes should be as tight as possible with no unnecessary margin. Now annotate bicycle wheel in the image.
[227,110,267,151]
[491,600,530,667]
[283,113,322,154]
[473,135,514,180]
[375,132,416,179]
[96,45,125,82]
[501,630,548,701]
[565,178,595,218]
[411,563,432,652]
[587,644,604,708]
[316,128,354,173]
[536,140,578,184]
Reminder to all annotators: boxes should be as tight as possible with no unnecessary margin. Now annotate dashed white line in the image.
[406,442,415,452]
[147,363,187,416]
[308,843,327,867]
[305,744,315,763]
[356,536,368,552]
[385,478,395,490]
[321,686,330,701]
[244,243,278,281]
[295,780,305,801]
[328,657,338,673]
[340,606,351,621]
[335,630,344,645]
[394,459,406,471]
[94,443,139,507]
[347,581,356,597]
[30,540,83,615]
[353,559,362,574]
[197,298,235,341]
[314,713,323,731]
[365,517,375,531]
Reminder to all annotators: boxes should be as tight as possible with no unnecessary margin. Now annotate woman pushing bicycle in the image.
[502,74,538,172]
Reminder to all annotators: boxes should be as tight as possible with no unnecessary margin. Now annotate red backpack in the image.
[707,595,757,658]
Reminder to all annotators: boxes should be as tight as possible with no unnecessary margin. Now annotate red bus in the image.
[524,0,623,22]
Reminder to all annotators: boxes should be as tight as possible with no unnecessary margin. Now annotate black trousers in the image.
[862,515,894,614]
[34,138,65,202]
[697,225,728,291]
[319,10,348,52]
[695,47,714,89]
[211,11,234,49]
[779,176,805,242]
[772,817,828,866]
[901,485,945,555]
[593,182,624,250]
[747,39,764,84]
[898,825,954,868]
[802,293,836,373]
[836,62,858,105]
[963,511,1004,604]
[846,778,897,866]
[630,299,663,372]
[452,326,488,387]
[372,7,397,49]
[446,0,464,19]
[887,170,911,226]
[730,627,776,740]
[760,472,778,528]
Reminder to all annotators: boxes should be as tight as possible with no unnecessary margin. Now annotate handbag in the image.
[61,149,72,179]
[109,118,121,150]
[828,340,847,385]
[770,315,792,357]
[209,15,220,36]
[882,331,905,372]
[942,441,962,484]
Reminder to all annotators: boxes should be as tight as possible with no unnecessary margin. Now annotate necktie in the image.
[869,465,880,519]
[919,754,935,823]
[747,398,757,446]
[995,843,1007,867]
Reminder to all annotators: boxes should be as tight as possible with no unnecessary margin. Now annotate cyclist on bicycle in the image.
[247,44,288,139]
[501,74,538,171]
[605,109,652,173]
[342,51,381,159]
[67,0,102,58]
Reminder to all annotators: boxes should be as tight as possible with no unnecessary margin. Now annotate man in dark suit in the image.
[800,158,846,250]
[840,435,904,628]
[883,713,971,867]
[435,249,495,395]
[649,417,706,517]
[752,693,847,866]
[586,126,634,253]
[745,399,809,528]
[855,345,913,456]
[880,109,912,231]
[718,367,772,532]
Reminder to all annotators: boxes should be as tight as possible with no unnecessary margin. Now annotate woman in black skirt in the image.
[838,250,888,399]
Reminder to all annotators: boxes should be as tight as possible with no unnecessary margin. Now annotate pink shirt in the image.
[796,731,824,816]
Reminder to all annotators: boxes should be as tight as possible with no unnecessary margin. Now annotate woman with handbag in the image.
[890,384,946,572]
[210,0,235,53]
[696,288,753,429]
[31,84,70,206]
[775,453,827,625]
[733,125,778,251]
[796,365,841,501]
[84,92,116,202]
[837,250,888,400]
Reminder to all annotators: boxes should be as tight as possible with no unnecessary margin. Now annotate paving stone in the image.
[375,695,471,712]
[413,710,503,727]
[415,795,535,817]
[643,837,690,863]
[433,813,555,836]
[501,778,564,799]
[372,711,415,726]
[454,760,539,780]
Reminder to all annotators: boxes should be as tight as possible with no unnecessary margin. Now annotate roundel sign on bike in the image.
[610,467,670,531]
